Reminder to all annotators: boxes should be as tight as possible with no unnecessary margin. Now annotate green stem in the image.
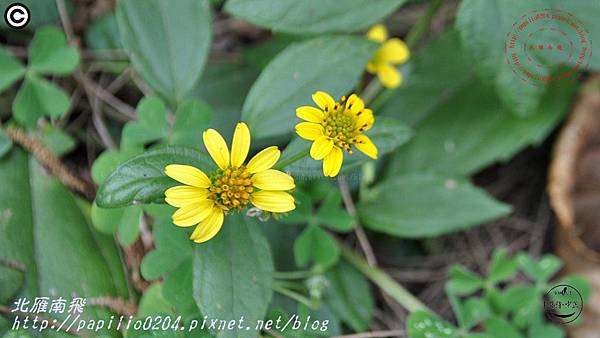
[274,146,310,170]
[273,269,317,280]
[361,0,444,106]
[405,0,444,48]
[340,243,430,313]
[273,282,316,310]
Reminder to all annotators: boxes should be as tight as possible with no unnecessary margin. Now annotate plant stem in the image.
[272,282,316,310]
[274,146,310,170]
[273,269,317,280]
[339,243,430,313]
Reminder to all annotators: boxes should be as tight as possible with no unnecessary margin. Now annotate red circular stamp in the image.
[504,8,592,87]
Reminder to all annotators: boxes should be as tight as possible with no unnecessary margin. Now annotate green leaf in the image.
[325,261,374,332]
[122,96,170,146]
[484,317,525,338]
[358,173,511,238]
[0,129,13,159]
[316,190,353,233]
[225,0,405,34]
[0,149,128,332]
[193,213,273,338]
[279,189,312,225]
[28,26,80,75]
[529,323,564,338]
[242,36,377,139]
[13,73,71,128]
[91,146,143,185]
[85,12,128,73]
[141,219,192,281]
[117,0,212,106]
[91,202,143,246]
[516,253,562,282]
[97,146,214,208]
[406,311,458,338]
[192,63,258,138]
[163,261,200,318]
[0,48,25,92]
[498,285,541,329]
[242,34,305,70]
[286,116,412,178]
[384,30,577,177]
[294,224,340,269]
[488,248,518,284]
[447,265,484,296]
[460,298,492,330]
[34,122,75,156]
[169,99,213,147]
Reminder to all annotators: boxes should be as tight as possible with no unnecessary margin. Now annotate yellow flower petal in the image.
[190,207,224,243]
[377,63,402,88]
[164,164,211,188]
[296,106,325,123]
[231,122,251,167]
[172,199,214,227]
[250,191,295,213]
[356,109,375,132]
[323,146,343,177]
[345,94,365,115]
[252,169,295,191]
[379,38,410,64]
[203,129,230,170]
[366,24,388,43]
[247,146,280,173]
[310,136,334,160]
[296,122,324,141]
[354,134,378,159]
[165,185,210,207]
[312,91,335,111]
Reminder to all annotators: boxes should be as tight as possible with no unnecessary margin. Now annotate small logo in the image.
[4,3,30,29]
[544,284,583,324]
[504,8,592,87]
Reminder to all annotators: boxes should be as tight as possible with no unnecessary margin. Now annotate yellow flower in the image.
[164,122,296,243]
[365,24,410,88]
[295,91,378,177]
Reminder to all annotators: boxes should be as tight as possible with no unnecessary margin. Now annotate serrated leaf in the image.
[294,224,340,269]
[358,173,511,238]
[97,146,214,208]
[447,265,484,296]
[193,214,273,338]
[28,26,80,75]
[325,261,374,332]
[13,73,71,128]
[117,0,211,106]
[0,47,25,92]
[406,311,458,338]
[242,36,377,139]
[225,0,405,34]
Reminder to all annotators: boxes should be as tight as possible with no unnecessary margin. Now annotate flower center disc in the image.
[323,102,358,152]
[209,166,253,212]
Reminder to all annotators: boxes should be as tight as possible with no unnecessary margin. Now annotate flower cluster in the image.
[164,24,409,243]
